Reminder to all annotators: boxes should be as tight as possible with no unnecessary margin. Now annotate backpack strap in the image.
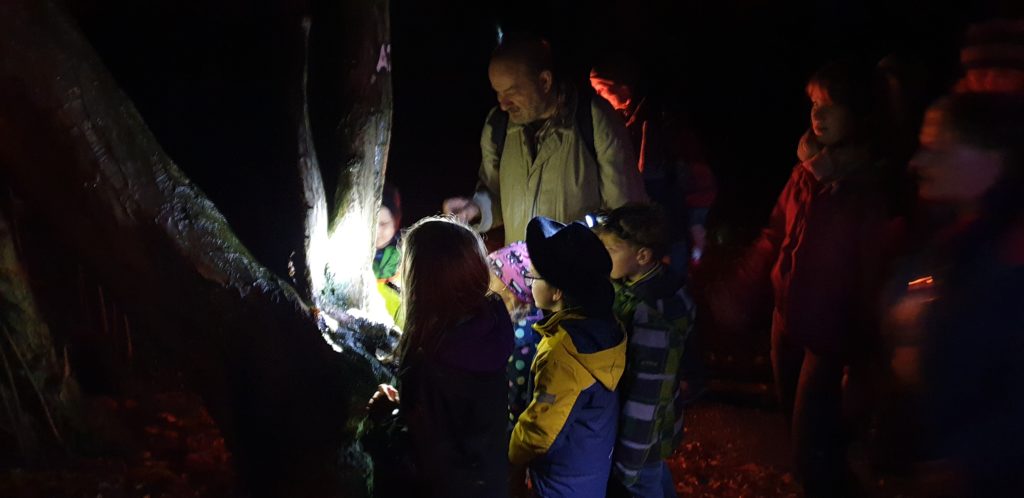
[488,90,598,166]
[574,91,598,164]
[487,107,509,158]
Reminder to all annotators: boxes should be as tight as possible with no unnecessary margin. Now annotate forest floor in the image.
[0,390,923,497]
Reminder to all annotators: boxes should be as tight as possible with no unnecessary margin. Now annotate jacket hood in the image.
[534,309,626,390]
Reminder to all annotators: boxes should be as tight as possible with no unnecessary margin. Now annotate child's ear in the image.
[551,287,564,304]
[636,247,654,266]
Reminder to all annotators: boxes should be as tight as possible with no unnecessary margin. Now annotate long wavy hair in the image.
[395,216,491,365]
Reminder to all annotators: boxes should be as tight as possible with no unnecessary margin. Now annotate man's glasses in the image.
[523,273,544,286]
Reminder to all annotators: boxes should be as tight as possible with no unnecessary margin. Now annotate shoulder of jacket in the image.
[483,106,506,129]
[588,95,619,123]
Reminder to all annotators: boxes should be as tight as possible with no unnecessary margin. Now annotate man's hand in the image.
[366,383,400,422]
[442,196,481,224]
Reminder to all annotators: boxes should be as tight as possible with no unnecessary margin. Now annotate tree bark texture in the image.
[0,205,80,463]
[0,0,392,495]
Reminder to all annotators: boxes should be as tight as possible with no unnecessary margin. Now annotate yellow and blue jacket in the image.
[509,308,627,497]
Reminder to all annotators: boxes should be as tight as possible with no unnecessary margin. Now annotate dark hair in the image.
[491,32,554,77]
[380,182,402,227]
[396,217,491,363]
[935,92,1024,200]
[936,93,1024,169]
[593,203,672,259]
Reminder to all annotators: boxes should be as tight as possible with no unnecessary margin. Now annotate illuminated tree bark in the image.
[0,0,393,495]
[305,0,394,318]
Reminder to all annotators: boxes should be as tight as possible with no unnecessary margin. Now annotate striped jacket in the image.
[612,265,695,486]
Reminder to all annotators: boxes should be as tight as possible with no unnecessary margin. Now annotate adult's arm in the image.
[710,165,799,330]
[591,98,646,208]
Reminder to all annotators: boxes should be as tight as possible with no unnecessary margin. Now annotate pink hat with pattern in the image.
[487,241,534,304]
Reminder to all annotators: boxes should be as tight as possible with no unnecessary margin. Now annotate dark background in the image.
[48,0,1019,398]
[72,0,1018,277]
[387,0,995,244]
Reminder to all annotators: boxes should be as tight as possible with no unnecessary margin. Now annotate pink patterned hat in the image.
[487,241,534,304]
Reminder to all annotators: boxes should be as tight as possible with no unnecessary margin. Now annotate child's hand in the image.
[366,383,400,421]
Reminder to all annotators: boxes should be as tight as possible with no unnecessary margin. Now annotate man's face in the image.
[590,77,632,111]
[489,59,553,125]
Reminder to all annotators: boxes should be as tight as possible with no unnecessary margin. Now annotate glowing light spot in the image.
[304,187,392,332]
[907,276,935,291]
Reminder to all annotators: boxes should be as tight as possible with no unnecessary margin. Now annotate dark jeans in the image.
[771,321,859,498]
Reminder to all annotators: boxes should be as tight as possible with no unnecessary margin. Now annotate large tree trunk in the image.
[0,0,392,495]
[306,0,394,318]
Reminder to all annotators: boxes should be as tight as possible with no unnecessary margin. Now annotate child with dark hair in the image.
[592,203,694,497]
[365,216,513,498]
[509,216,627,498]
[712,61,892,497]
[374,183,403,323]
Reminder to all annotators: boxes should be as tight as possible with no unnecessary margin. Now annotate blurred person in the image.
[953,18,1024,94]
[590,54,716,270]
[883,93,1024,496]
